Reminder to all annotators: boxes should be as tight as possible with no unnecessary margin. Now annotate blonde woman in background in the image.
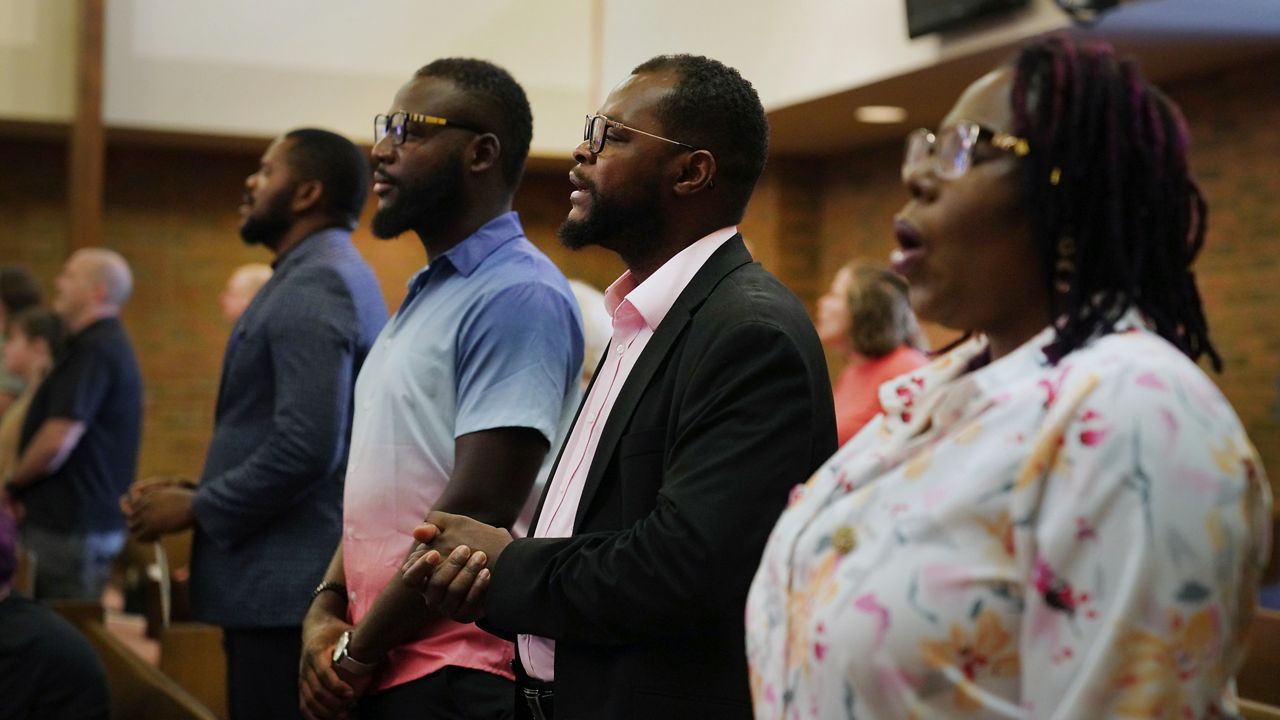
[816,261,928,445]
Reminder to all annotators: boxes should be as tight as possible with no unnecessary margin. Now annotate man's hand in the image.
[401,511,511,622]
[124,486,196,542]
[121,475,193,508]
[299,615,358,720]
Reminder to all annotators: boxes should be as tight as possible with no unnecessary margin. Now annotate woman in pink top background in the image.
[815,260,928,445]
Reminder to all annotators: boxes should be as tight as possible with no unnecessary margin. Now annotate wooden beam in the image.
[68,0,106,250]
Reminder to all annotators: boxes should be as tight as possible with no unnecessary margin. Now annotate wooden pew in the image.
[47,600,218,720]
[160,622,228,720]
[1239,608,1280,707]
[1241,698,1280,720]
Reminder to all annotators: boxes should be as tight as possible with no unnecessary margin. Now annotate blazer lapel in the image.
[572,235,753,530]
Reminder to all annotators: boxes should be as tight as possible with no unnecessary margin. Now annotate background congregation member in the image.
[746,35,1272,718]
[0,309,65,501]
[219,262,273,325]
[122,128,387,720]
[815,260,928,445]
[0,266,42,417]
[298,59,582,720]
[6,248,141,601]
[406,54,837,720]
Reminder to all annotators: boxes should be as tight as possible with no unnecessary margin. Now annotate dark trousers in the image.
[511,656,554,720]
[356,665,513,720]
[223,626,304,720]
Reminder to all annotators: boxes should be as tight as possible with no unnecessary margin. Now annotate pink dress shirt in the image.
[518,225,738,680]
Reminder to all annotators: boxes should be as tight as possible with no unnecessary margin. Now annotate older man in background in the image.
[5,248,143,601]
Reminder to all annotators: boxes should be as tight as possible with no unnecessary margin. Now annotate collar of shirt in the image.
[877,307,1151,432]
[69,316,119,346]
[426,211,524,279]
[270,226,350,272]
[399,211,525,313]
[602,225,738,333]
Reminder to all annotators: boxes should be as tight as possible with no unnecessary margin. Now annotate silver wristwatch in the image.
[331,630,377,677]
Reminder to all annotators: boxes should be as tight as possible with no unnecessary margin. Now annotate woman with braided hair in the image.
[747,35,1271,718]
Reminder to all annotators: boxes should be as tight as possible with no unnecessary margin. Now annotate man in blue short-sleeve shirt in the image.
[298,59,582,720]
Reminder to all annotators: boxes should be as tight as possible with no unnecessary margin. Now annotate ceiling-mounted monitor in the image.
[906,0,1030,38]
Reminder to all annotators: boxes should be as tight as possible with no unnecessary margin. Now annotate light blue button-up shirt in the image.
[343,212,583,648]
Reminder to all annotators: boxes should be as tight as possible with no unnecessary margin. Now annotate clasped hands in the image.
[400,511,512,622]
[120,475,197,542]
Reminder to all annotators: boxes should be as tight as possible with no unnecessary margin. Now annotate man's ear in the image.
[468,133,502,174]
[89,280,110,306]
[291,179,324,214]
[672,149,716,196]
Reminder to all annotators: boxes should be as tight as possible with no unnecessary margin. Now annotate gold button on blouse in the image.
[832,525,857,555]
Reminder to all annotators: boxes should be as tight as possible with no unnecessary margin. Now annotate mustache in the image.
[570,169,596,195]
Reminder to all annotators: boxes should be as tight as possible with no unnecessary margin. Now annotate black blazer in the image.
[486,236,837,719]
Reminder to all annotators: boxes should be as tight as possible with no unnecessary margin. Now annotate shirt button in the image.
[616,344,625,355]
[832,526,858,555]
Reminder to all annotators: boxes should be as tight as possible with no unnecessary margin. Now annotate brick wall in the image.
[1,50,1276,497]
[0,139,623,480]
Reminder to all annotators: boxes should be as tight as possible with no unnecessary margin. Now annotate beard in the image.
[558,178,664,259]
[239,185,294,248]
[371,152,464,240]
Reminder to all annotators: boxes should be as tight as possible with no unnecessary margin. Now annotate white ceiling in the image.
[767,0,1280,155]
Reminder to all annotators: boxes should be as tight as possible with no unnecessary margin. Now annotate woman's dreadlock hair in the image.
[1010,35,1221,371]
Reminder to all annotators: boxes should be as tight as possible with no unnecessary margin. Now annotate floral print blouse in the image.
[746,314,1271,719]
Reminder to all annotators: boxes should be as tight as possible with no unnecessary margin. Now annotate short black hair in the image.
[0,266,41,320]
[631,54,769,222]
[415,58,533,187]
[283,128,371,229]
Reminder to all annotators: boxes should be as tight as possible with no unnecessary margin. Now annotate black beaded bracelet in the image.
[310,580,348,603]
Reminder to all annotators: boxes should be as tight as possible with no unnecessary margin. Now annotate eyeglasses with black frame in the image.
[583,114,698,155]
[902,120,1030,182]
[374,112,487,147]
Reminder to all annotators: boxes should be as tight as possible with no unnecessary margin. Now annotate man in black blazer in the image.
[403,55,837,720]
[123,129,387,720]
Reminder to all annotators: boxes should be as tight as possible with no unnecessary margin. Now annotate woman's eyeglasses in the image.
[902,121,1030,181]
